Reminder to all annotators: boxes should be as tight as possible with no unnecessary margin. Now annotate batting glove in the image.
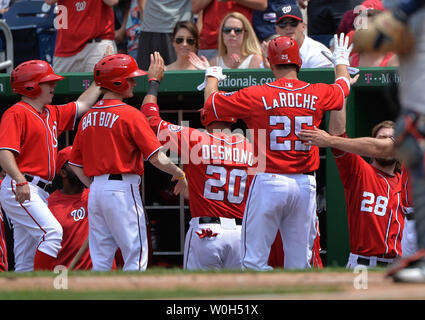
[332,33,353,66]
[321,50,359,75]
[197,66,227,91]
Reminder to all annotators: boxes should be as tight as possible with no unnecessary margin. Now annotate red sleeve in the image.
[332,135,367,187]
[314,78,349,113]
[53,102,78,135]
[130,112,163,160]
[0,110,23,155]
[69,122,84,167]
[204,88,253,122]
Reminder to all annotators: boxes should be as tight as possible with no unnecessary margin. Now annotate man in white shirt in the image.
[274,2,333,68]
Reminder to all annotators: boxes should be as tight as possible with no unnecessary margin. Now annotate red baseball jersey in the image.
[0,102,78,181]
[69,99,162,177]
[147,111,253,219]
[54,0,115,57]
[333,145,405,258]
[48,188,92,270]
[204,77,349,174]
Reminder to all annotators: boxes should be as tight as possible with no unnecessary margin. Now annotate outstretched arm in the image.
[299,127,396,158]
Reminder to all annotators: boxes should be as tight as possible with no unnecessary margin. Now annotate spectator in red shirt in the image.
[46,0,118,72]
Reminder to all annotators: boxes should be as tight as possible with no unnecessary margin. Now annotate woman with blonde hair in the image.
[210,12,262,69]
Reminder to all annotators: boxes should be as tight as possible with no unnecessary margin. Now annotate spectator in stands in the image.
[262,2,333,69]
[136,0,192,71]
[166,21,200,71]
[210,12,262,69]
[252,0,287,43]
[192,0,267,62]
[296,0,359,47]
[46,0,118,73]
[114,0,131,54]
[125,0,142,59]
[349,0,399,67]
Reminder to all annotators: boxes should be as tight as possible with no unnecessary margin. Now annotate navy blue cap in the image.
[276,3,303,23]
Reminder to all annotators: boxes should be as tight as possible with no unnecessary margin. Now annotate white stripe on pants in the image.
[241,173,316,270]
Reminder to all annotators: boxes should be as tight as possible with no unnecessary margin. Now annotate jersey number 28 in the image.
[360,191,388,216]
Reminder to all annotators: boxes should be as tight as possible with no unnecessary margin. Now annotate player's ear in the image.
[59,167,68,178]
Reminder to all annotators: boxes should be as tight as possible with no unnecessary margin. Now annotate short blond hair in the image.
[218,12,262,57]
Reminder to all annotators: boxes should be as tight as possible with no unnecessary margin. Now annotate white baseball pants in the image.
[184,217,242,270]
[0,175,62,272]
[241,172,316,270]
[88,174,148,271]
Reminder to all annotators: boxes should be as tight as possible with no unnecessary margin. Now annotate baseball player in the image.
[42,146,92,270]
[69,53,187,272]
[141,52,253,270]
[0,60,102,272]
[200,34,353,270]
[351,0,425,281]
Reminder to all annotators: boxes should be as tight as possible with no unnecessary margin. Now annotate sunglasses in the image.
[175,37,196,46]
[222,27,244,35]
[277,19,300,28]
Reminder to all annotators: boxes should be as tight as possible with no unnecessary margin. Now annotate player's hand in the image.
[171,171,188,195]
[148,51,165,82]
[350,74,360,86]
[230,53,241,69]
[15,183,30,203]
[189,52,210,70]
[332,33,353,66]
[298,126,332,147]
[321,50,359,75]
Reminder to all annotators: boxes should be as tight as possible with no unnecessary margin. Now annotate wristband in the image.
[176,171,186,180]
[16,181,28,187]
[148,77,159,83]
[147,79,160,97]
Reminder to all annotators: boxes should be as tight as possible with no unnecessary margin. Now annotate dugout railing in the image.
[0,67,400,267]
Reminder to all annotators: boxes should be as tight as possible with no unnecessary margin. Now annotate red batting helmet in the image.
[199,107,237,127]
[94,54,147,94]
[268,36,302,72]
[10,60,64,97]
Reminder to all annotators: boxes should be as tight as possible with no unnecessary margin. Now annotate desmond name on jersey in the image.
[201,144,254,166]
[262,92,318,111]
[82,111,120,130]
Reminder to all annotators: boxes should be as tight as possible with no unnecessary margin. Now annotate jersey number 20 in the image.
[203,165,247,204]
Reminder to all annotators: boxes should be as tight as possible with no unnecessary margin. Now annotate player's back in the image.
[206,77,346,174]
[186,130,253,219]
[152,118,253,219]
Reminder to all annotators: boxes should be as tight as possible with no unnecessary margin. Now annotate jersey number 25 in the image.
[269,115,312,151]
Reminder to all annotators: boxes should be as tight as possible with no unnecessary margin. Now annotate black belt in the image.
[24,175,52,192]
[87,37,102,44]
[303,171,315,176]
[357,257,391,267]
[108,174,123,180]
[199,217,243,225]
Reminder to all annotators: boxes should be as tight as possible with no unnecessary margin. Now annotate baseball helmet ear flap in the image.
[10,60,64,97]
[199,108,237,127]
[267,36,302,72]
[94,54,147,94]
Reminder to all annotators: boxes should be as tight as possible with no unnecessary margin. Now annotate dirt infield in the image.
[0,270,424,299]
